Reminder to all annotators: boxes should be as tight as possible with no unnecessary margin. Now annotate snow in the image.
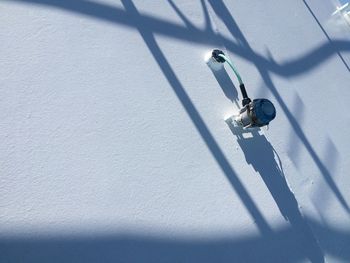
[0,0,349,262]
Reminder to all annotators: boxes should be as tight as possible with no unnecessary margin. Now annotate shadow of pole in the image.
[120,0,273,236]
[225,123,325,263]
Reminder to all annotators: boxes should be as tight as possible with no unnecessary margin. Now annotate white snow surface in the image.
[0,0,350,262]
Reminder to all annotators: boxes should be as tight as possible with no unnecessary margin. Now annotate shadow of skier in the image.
[226,121,325,263]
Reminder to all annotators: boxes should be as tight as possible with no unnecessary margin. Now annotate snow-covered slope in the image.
[1,0,349,262]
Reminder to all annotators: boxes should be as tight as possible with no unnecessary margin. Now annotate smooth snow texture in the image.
[0,0,350,262]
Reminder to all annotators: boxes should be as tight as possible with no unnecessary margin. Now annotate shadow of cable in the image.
[225,122,325,263]
[302,0,350,72]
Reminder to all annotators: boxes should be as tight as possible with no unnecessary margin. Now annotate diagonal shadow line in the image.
[168,0,195,30]
[207,0,350,214]
[120,0,273,236]
[168,0,213,33]
[8,0,350,77]
[302,0,350,72]
[200,0,213,32]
